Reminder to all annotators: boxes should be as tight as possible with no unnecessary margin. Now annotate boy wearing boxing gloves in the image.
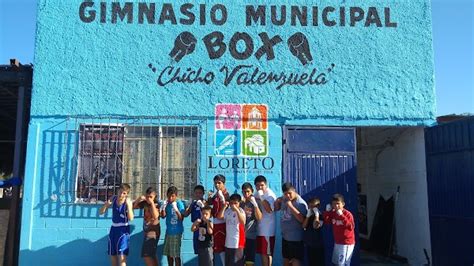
[161,186,185,266]
[302,197,325,266]
[323,194,355,266]
[253,175,277,266]
[184,185,207,255]
[208,174,230,265]
[240,182,263,266]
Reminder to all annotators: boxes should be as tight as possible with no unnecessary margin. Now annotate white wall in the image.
[357,127,431,265]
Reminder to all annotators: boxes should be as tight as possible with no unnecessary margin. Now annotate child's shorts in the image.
[213,223,226,253]
[108,226,130,256]
[244,238,256,263]
[282,239,304,261]
[225,247,244,266]
[163,234,182,258]
[198,247,213,266]
[256,236,275,256]
[332,244,355,266]
[141,237,158,258]
[193,230,199,254]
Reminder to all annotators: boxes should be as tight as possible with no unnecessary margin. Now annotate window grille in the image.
[72,117,200,203]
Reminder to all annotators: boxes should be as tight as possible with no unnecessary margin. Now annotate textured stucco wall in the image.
[19,118,283,266]
[30,0,435,124]
[21,0,436,265]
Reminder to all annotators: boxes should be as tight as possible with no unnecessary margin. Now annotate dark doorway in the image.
[0,60,32,266]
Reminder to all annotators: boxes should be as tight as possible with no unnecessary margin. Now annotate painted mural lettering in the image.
[78,2,399,89]
[246,6,397,28]
[79,2,228,25]
[196,31,304,63]
[150,65,215,86]
[219,64,334,90]
[149,63,335,90]
[208,156,275,170]
[79,3,397,28]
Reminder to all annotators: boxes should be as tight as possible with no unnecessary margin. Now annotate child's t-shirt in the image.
[197,221,213,248]
[211,190,230,225]
[256,188,277,237]
[112,196,129,225]
[165,200,185,235]
[224,207,246,249]
[323,209,355,245]
[190,200,202,222]
[240,200,258,240]
[280,195,308,241]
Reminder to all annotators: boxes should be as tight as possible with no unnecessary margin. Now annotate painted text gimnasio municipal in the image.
[79,2,397,28]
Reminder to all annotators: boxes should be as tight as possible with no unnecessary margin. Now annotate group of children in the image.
[100,175,355,266]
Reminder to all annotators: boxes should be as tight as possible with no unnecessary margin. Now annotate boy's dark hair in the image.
[140,187,158,206]
[167,186,178,196]
[213,174,226,183]
[254,175,267,185]
[282,182,295,192]
[120,183,131,192]
[146,186,156,194]
[332,193,345,203]
[229,193,242,202]
[194,185,205,193]
[241,182,254,192]
[308,197,321,207]
[201,205,212,212]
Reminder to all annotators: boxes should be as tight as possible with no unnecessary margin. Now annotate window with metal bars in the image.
[75,123,198,203]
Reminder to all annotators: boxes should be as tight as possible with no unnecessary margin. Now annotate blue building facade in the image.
[20,1,435,265]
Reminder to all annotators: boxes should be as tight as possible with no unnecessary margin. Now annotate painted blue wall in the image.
[21,0,435,265]
[30,0,435,124]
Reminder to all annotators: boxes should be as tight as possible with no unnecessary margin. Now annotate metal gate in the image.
[283,127,358,265]
[425,117,474,266]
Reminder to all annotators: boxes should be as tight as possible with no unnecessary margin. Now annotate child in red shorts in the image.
[208,174,229,265]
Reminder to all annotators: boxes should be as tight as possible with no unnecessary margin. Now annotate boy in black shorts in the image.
[241,182,262,266]
[191,206,214,266]
[133,187,160,266]
[274,183,308,266]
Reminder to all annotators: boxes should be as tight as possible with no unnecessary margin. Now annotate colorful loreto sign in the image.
[214,104,268,157]
[79,2,397,91]
[209,103,276,177]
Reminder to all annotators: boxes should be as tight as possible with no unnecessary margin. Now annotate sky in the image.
[0,0,473,116]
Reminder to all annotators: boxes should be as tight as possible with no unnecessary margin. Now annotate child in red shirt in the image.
[208,174,230,265]
[323,193,355,266]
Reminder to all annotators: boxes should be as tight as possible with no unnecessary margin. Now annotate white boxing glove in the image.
[257,190,265,201]
[306,208,313,218]
[208,191,216,200]
[326,203,332,212]
[160,200,168,212]
[249,196,258,207]
[336,209,343,216]
[196,200,205,208]
[313,207,320,219]
[217,190,225,202]
[172,201,179,212]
